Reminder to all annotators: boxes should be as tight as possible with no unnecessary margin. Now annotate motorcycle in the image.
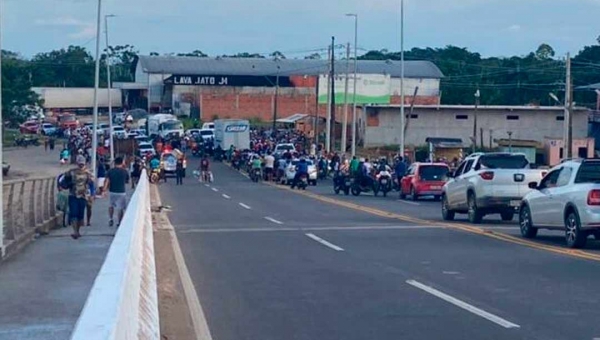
[333,171,351,195]
[232,158,241,171]
[377,170,393,197]
[296,173,308,190]
[350,176,379,197]
[250,168,262,183]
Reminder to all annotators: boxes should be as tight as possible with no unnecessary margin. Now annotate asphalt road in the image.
[159,163,600,340]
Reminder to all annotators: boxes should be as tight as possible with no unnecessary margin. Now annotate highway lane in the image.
[158,163,600,340]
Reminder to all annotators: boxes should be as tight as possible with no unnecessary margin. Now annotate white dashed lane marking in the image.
[305,233,344,252]
[239,203,251,210]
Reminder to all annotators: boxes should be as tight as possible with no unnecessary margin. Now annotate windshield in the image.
[478,155,529,169]
[61,115,76,122]
[163,121,183,130]
[419,166,449,181]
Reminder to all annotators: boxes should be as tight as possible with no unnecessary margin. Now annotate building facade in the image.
[361,105,590,150]
[126,56,444,122]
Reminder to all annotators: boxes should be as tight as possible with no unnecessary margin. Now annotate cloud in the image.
[69,25,97,39]
[35,16,87,27]
[508,24,522,32]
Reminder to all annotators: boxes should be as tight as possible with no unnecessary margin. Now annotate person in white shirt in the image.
[264,151,276,182]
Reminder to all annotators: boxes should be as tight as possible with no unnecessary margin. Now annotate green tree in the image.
[177,50,208,57]
[270,51,286,59]
[535,43,555,60]
[1,51,42,124]
[30,45,97,87]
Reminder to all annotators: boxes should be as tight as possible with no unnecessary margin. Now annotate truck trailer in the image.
[214,119,250,150]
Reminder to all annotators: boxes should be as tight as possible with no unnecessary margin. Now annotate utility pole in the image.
[314,77,319,147]
[0,0,4,257]
[91,0,103,179]
[399,0,405,158]
[565,53,573,159]
[325,46,332,153]
[330,36,336,153]
[473,88,480,153]
[272,64,280,136]
[349,14,358,156]
[342,43,350,154]
[104,14,115,164]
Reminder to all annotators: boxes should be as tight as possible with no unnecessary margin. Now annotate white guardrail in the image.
[71,170,160,340]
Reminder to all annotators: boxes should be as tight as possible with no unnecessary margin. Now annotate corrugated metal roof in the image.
[137,56,444,79]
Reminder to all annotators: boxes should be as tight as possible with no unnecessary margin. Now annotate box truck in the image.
[214,119,250,150]
[147,113,184,139]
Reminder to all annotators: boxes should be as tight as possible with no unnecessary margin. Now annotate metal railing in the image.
[2,176,59,258]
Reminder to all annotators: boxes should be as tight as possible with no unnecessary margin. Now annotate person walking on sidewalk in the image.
[61,155,94,239]
[103,157,130,227]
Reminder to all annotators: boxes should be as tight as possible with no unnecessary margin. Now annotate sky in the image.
[4,0,600,59]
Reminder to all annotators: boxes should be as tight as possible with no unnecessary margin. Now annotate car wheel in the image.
[519,205,537,239]
[467,193,483,224]
[411,186,419,201]
[501,211,514,221]
[565,211,587,249]
[441,195,455,221]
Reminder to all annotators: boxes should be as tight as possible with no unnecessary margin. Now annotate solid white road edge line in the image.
[152,185,213,340]
[239,203,251,210]
[222,194,231,199]
[406,280,520,329]
[211,187,219,192]
[264,217,283,225]
[305,233,344,251]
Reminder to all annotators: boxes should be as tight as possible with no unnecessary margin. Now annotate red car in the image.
[400,162,450,201]
[19,121,39,134]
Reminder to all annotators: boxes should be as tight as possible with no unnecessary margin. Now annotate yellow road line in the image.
[262,180,600,262]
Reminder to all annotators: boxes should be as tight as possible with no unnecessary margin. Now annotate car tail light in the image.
[588,190,600,205]
[479,171,494,180]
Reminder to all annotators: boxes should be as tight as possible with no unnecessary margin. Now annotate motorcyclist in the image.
[251,154,263,180]
[291,157,309,189]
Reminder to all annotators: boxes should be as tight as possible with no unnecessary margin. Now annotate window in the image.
[556,116,565,121]
[556,167,572,187]
[455,115,469,120]
[407,166,416,176]
[478,154,529,169]
[405,114,418,119]
[418,165,449,181]
[464,160,475,173]
[454,161,467,177]
[574,162,600,183]
[507,115,520,120]
[559,147,564,159]
[539,169,562,189]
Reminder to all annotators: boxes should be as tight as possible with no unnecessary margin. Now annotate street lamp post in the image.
[346,13,358,156]
[105,14,116,164]
[272,62,280,137]
[550,92,569,160]
[91,0,103,179]
[399,0,406,159]
[473,89,480,153]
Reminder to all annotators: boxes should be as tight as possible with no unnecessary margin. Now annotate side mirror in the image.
[528,182,538,190]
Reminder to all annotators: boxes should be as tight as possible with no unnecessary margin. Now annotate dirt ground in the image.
[151,185,196,340]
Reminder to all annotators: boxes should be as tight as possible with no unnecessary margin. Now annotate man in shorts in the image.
[264,151,275,182]
[103,157,130,227]
[63,155,93,239]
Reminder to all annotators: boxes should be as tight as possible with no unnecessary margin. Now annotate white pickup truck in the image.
[441,152,546,224]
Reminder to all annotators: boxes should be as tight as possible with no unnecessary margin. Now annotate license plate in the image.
[510,200,521,207]
[431,186,441,190]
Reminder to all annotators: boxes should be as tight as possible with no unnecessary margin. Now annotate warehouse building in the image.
[119,56,444,122]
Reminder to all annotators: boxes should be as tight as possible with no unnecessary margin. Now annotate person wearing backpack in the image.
[61,155,93,239]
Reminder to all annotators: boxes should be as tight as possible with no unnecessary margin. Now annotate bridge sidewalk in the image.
[0,196,117,340]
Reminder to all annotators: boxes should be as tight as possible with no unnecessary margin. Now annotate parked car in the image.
[198,129,214,142]
[112,126,127,139]
[56,113,79,130]
[19,121,39,134]
[400,162,450,201]
[519,159,600,249]
[202,122,215,131]
[274,143,296,156]
[186,129,202,137]
[138,142,156,157]
[40,123,57,136]
[441,152,546,224]
[284,159,317,185]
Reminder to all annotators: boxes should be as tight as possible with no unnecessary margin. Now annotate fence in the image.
[70,170,159,340]
[1,176,59,259]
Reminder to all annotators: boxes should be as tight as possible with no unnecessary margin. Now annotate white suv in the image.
[519,159,600,248]
[442,152,545,224]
